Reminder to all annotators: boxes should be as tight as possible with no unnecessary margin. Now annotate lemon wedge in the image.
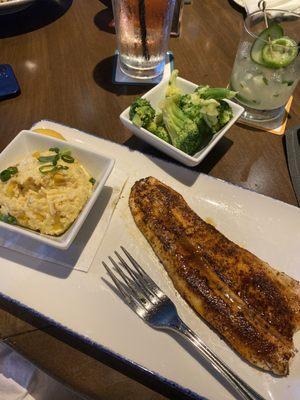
[33,128,66,141]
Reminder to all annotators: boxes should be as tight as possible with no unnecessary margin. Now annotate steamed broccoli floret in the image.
[147,119,171,144]
[199,99,220,117]
[157,126,171,143]
[204,115,220,133]
[161,96,208,155]
[204,100,233,133]
[152,125,171,143]
[194,85,210,97]
[154,113,171,143]
[179,86,235,133]
[180,97,220,133]
[155,112,164,126]
[165,70,182,98]
[178,93,213,132]
[129,98,171,143]
[218,100,233,126]
[129,98,155,128]
[178,93,202,124]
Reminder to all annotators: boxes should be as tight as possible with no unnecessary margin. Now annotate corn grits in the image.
[0,151,94,235]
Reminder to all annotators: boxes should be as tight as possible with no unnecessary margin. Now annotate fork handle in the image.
[171,319,266,400]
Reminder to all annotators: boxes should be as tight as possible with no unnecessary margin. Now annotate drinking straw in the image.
[138,0,150,60]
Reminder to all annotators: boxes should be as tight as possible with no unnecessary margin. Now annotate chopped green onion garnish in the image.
[60,149,71,156]
[89,177,96,185]
[53,155,60,166]
[7,214,17,224]
[56,165,69,171]
[0,170,12,182]
[0,166,18,182]
[38,155,59,164]
[7,166,18,175]
[61,154,74,163]
[49,147,60,153]
[0,213,17,225]
[39,164,58,174]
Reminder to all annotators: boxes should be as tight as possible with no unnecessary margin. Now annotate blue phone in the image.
[0,64,20,100]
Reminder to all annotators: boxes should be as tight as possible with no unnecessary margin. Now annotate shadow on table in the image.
[93,56,154,96]
[94,0,115,34]
[0,0,73,39]
[123,135,233,187]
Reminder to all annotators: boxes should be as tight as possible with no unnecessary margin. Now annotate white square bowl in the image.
[120,77,244,167]
[0,130,115,249]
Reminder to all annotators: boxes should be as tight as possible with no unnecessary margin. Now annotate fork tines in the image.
[102,246,164,309]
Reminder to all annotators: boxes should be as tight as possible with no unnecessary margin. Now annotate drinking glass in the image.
[230,9,300,122]
[112,0,176,79]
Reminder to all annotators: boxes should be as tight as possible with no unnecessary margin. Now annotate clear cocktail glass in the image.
[230,9,300,122]
[112,0,175,79]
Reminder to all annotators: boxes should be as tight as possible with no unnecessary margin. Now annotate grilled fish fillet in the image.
[129,177,300,376]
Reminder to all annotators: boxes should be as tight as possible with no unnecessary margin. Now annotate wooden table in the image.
[0,0,298,399]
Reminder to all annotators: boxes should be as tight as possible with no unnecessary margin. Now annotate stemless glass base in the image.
[235,99,285,122]
[119,57,165,80]
[112,0,175,81]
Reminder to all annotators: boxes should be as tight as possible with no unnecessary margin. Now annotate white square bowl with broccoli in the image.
[120,71,244,167]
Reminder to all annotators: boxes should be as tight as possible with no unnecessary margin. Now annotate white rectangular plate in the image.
[0,120,299,400]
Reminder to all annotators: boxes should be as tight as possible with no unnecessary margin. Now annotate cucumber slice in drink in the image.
[250,23,284,65]
[262,37,298,69]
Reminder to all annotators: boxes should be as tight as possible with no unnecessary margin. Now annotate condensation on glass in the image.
[112,0,176,79]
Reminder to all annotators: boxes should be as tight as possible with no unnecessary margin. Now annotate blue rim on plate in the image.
[1,291,205,400]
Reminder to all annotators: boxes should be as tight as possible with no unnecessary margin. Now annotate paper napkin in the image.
[244,0,300,14]
[0,342,82,400]
[0,169,127,272]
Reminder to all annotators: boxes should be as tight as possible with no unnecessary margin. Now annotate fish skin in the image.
[129,177,300,376]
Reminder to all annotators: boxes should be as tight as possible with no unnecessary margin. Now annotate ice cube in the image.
[239,41,251,58]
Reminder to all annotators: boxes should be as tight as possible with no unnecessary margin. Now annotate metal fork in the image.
[102,247,266,400]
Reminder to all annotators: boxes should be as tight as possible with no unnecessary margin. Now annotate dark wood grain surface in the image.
[0,0,299,399]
